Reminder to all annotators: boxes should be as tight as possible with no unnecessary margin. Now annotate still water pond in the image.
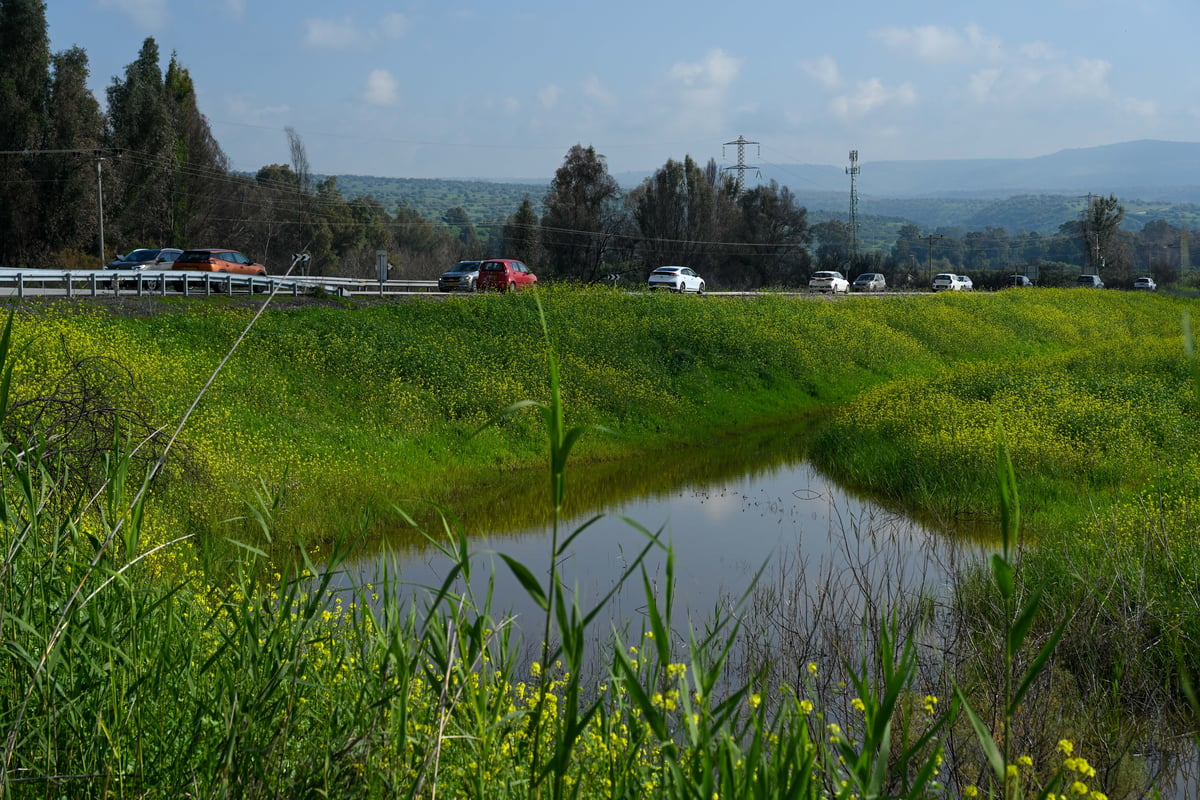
[343,419,986,638]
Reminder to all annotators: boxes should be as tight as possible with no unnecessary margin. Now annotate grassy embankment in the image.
[2,287,1198,797]
[8,287,1194,546]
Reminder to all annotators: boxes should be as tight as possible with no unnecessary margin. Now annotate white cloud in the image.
[662,49,743,131]
[967,57,1115,105]
[379,12,410,39]
[583,76,614,104]
[98,0,167,30]
[306,13,408,48]
[830,78,916,119]
[875,23,1003,64]
[538,84,561,108]
[364,70,399,106]
[802,56,841,88]
[306,17,358,48]
[968,68,1002,103]
[1018,41,1058,61]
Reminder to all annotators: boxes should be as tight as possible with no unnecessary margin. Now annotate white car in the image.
[809,271,850,294]
[932,273,972,292]
[1133,276,1157,291]
[647,266,705,294]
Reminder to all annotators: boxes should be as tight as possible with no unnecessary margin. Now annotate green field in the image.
[2,288,1197,797]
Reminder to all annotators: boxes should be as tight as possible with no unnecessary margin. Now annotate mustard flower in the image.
[964,786,979,798]
[799,699,814,714]
[1070,781,1088,796]
[749,693,762,709]
[1018,755,1033,767]
[807,661,818,675]
[851,697,866,712]
[1057,739,1075,756]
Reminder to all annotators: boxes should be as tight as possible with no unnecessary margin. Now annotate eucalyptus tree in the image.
[35,46,104,264]
[0,0,51,265]
[106,38,175,248]
[541,144,623,281]
[1081,194,1125,274]
[725,180,811,288]
[503,197,541,266]
[629,155,716,273]
[442,206,479,251]
[813,219,854,273]
[163,55,228,248]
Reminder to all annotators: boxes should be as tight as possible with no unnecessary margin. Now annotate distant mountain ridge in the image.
[332,140,1200,239]
[736,139,1200,203]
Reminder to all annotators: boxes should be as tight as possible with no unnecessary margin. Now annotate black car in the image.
[104,248,183,271]
[438,260,482,292]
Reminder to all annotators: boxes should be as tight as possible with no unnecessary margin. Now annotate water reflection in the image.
[344,418,983,640]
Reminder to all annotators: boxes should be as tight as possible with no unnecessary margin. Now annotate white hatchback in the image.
[932,273,972,291]
[808,271,850,294]
[648,266,705,294]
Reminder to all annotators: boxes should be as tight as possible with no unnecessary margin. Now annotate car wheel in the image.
[697,282,705,295]
[507,281,517,292]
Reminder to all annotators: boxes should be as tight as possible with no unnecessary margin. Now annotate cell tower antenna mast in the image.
[846,149,860,259]
[721,135,760,193]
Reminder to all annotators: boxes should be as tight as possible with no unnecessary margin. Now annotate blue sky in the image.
[46,0,1200,184]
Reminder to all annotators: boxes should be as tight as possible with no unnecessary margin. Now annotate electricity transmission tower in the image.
[721,135,760,193]
[846,149,860,260]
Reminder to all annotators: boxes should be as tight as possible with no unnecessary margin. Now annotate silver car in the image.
[438,260,482,292]
[104,247,183,271]
[852,272,886,292]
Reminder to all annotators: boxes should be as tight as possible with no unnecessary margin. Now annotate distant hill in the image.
[330,140,1200,241]
[331,175,546,227]
[615,139,1200,203]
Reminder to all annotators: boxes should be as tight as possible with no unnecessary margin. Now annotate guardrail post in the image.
[17,273,24,300]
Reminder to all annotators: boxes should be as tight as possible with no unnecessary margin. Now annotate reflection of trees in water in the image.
[371,416,823,556]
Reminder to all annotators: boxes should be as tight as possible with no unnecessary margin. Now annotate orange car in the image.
[173,248,268,276]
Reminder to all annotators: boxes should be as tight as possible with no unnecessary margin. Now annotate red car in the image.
[476,259,537,292]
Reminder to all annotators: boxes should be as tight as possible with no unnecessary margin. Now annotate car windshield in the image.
[122,249,159,261]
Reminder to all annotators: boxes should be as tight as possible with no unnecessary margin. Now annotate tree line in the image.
[1,0,1193,289]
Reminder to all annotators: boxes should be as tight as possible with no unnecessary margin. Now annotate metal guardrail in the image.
[0,269,439,299]
[284,275,440,296]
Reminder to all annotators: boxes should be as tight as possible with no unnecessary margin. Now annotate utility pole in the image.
[846,150,860,262]
[922,233,944,287]
[94,151,108,264]
[721,135,760,194]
